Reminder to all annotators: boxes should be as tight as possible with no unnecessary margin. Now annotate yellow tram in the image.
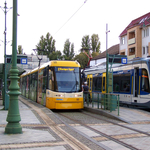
[20,61,83,109]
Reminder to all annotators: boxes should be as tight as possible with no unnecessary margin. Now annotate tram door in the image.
[133,68,139,98]
[87,74,93,95]
[37,69,43,104]
[102,73,106,93]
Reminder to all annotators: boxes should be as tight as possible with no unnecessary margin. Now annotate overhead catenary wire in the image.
[54,0,87,36]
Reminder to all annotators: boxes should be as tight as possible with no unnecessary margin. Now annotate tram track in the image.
[55,110,149,150]
[19,96,150,150]
[19,97,97,150]
[82,111,150,136]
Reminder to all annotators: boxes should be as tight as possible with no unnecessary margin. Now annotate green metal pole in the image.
[118,95,119,116]
[106,24,110,110]
[3,1,9,110]
[5,0,22,134]
[106,24,109,94]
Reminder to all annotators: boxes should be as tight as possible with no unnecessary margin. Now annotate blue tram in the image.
[84,57,150,108]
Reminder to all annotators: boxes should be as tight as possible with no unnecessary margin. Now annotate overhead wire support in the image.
[54,0,87,36]
[32,49,44,67]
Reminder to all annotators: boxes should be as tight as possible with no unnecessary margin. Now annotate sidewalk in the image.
[84,103,150,124]
[0,99,67,150]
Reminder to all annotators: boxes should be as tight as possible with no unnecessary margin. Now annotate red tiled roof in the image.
[120,12,150,37]
[91,44,119,60]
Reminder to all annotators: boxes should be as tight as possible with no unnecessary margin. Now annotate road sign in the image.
[121,57,127,64]
[21,58,27,64]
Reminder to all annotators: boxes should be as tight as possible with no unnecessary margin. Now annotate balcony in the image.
[128,38,135,45]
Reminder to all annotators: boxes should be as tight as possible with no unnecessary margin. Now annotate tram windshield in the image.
[54,67,81,93]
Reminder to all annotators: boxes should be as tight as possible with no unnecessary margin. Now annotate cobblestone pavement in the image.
[0,97,150,150]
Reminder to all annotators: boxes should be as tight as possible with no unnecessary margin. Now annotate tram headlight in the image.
[56,94,63,97]
[75,94,82,97]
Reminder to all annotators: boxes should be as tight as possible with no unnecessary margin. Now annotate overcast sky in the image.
[0,0,150,63]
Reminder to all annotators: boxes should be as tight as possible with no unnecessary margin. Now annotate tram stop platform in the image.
[84,103,150,124]
[0,96,150,150]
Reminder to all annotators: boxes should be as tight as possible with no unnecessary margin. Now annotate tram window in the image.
[24,76,27,86]
[113,76,120,92]
[26,76,29,91]
[48,70,54,91]
[93,78,96,91]
[33,72,37,88]
[29,74,32,84]
[102,77,105,91]
[43,68,47,77]
[93,77,102,91]
[42,68,47,93]
[29,75,32,92]
[120,75,130,93]
[141,69,149,93]
[31,74,34,87]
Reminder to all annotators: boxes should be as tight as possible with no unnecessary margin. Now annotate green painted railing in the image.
[83,92,120,116]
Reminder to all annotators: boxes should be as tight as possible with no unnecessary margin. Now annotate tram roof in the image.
[20,60,80,77]
[85,57,150,72]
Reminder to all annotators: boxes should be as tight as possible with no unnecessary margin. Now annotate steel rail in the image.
[82,110,150,136]
[19,97,91,150]
[57,112,139,150]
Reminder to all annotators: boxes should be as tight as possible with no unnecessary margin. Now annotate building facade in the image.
[6,54,49,73]
[18,54,49,73]
[119,12,150,59]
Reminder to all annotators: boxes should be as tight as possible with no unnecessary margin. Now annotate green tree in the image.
[78,34,101,67]
[49,50,62,60]
[81,35,91,52]
[92,51,99,58]
[36,32,56,60]
[18,45,23,54]
[74,52,88,69]
[63,39,74,60]
[91,34,101,53]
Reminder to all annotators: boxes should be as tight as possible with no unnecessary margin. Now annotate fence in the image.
[83,92,120,116]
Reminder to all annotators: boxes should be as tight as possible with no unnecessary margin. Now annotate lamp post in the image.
[5,0,22,134]
[0,1,12,110]
[106,23,110,94]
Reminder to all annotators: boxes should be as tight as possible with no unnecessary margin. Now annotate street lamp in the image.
[0,1,12,110]
[5,0,22,134]
[106,23,110,94]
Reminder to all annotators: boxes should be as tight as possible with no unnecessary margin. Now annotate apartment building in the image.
[119,12,150,59]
